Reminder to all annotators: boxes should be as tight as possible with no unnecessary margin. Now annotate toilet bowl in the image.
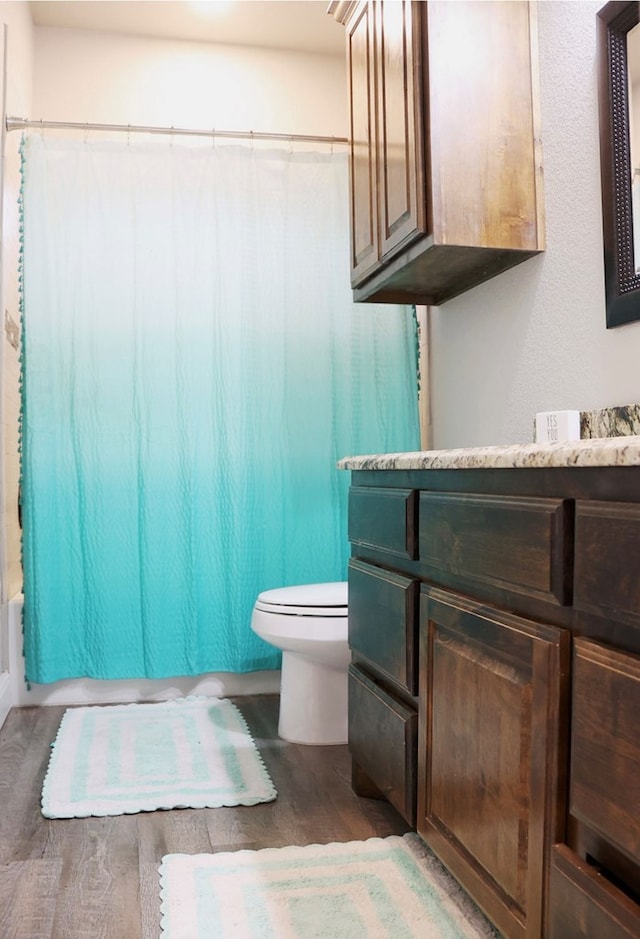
[250,581,349,745]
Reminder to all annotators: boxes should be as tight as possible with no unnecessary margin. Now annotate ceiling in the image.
[28,1,345,55]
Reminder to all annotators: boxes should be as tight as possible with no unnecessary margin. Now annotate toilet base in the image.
[278,651,348,745]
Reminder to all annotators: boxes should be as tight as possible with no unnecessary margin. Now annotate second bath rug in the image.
[159,833,498,938]
[41,695,277,818]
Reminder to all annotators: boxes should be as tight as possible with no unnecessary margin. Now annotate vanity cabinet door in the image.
[548,846,640,939]
[418,587,570,939]
[568,639,640,887]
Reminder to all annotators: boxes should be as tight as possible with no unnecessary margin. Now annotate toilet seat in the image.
[250,580,350,744]
[255,582,347,618]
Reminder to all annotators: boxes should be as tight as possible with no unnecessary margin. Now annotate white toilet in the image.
[250,581,349,745]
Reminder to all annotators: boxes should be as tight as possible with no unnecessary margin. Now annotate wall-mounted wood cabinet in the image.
[331,0,545,305]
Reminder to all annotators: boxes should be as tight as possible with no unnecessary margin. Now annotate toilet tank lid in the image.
[256,581,347,609]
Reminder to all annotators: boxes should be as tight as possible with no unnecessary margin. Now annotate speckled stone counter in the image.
[338,434,640,472]
[581,403,640,438]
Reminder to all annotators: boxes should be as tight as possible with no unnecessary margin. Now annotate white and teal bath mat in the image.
[159,834,497,938]
[41,696,276,818]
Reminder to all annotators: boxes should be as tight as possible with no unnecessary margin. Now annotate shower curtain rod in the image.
[5,115,348,146]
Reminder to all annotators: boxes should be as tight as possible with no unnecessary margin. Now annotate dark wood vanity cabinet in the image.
[345,466,640,939]
[332,0,545,305]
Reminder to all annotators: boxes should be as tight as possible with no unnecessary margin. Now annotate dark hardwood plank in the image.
[239,695,411,844]
[139,861,162,939]
[0,695,409,939]
[0,859,62,938]
[0,706,62,862]
[136,804,214,864]
[45,814,140,939]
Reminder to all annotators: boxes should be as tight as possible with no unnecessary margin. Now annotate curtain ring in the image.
[127,123,131,147]
[211,127,216,149]
[250,130,254,150]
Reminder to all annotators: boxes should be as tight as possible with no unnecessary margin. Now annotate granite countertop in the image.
[337,435,640,472]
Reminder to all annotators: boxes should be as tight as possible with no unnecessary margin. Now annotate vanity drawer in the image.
[348,559,418,695]
[574,501,640,626]
[348,486,417,560]
[348,665,417,824]
[418,492,571,605]
[549,845,640,939]
[570,638,640,866]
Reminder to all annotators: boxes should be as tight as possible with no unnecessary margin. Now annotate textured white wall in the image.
[32,26,346,138]
[430,0,640,448]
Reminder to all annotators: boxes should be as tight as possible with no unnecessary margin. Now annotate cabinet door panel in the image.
[570,639,640,866]
[348,558,418,695]
[349,665,417,824]
[347,1,379,284]
[349,485,417,559]
[376,0,426,260]
[418,588,569,939]
[419,491,571,605]
[549,845,640,939]
[428,0,541,250]
[575,501,640,627]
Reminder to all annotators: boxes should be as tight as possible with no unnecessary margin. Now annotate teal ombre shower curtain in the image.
[20,134,420,683]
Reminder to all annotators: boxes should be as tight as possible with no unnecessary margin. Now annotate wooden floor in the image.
[0,694,410,938]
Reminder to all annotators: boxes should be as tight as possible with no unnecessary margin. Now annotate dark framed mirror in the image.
[598,1,640,327]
